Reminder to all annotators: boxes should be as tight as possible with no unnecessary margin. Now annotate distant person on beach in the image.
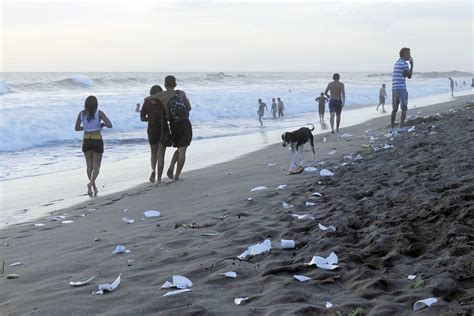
[325,73,345,133]
[135,103,140,112]
[257,99,267,126]
[75,95,112,196]
[277,97,285,117]
[141,85,170,183]
[271,98,278,119]
[448,77,454,96]
[391,47,414,130]
[315,92,328,122]
[145,75,192,181]
[376,84,387,111]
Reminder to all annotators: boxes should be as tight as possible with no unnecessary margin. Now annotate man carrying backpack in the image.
[145,75,192,181]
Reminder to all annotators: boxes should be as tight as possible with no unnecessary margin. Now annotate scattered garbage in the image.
[292,214,315,220]
[307,252,339,270]
[281,239,295,249]
[277,184,287,190]
[250,186,268,192]
[93,273,121,295]
[112,245,131,254]
[144,210,161,218]
[340,133,352,140]
[34,223,45,227]
[408,275,417,280]
[122,217,135,224]
[234,297,250,305]
[163,289,192,297]
[123,209,128,213]
[9,262,22,267]
[219,272,237,279]
[61,220,74,224]
[268,163,277,167]
[305,201,316,207]
[282,202,294,209]
[413,298,438,311]
[161,275,193,289]
[70,276,95,287]
[318,223,336,232]
[312,192,323,197]
[383,144,394,149]
[320,169,334,177]
[328,150,336,155]
[51,215,66,221]
[304,166,318,173]
[237,239,271,260]
[325,302,334,308]
[294,275,311,282]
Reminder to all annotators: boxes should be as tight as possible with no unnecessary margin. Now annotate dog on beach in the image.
[281,124,315,171]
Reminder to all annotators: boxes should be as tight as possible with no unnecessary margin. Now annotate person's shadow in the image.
[320,121,328,130]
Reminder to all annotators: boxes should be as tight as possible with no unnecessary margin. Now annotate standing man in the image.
[271,98,278,119]
[277,97,285,118]
[391,47,414,131]
[376,84,387,111]
[325,73,345,133]
[448,77,454,96]
[257,99,267,126]
[315,92,328,122]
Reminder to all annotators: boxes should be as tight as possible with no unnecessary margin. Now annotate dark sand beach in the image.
[0,96,472,315]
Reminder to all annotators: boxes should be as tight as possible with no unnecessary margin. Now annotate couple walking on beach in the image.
[142,75,192,183]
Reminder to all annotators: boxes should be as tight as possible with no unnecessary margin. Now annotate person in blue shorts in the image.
[391,47,414,130]
[325,73,345,133]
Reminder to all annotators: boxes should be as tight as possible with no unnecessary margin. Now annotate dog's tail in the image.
[306,123,315,131]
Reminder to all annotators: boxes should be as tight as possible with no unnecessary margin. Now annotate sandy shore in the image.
[0,95,472,315]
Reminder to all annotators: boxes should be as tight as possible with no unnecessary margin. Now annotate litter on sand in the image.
[268,163,277,167]
[163,289,192,297]
[51,215,66,221]
[237,239,271,260]
[292,214,315,220]
[413,298,438,311]
[161,276,193,289]
[250,186,268,192]
[383,144,394,149]
[281,239,295,249]
[320,169,334,177]
[312,192,323,197]
[318,223,336,232]
[305,201,316,207]
[93,273,121,295]
[328,150,336,155]
[201,233,219,237]
[112,245,131,254]
[294,275,311,282]
[144,210,161,218]
[325,302,334,308]
[123,209,128,213]
[234,297,250,305]
[9,262,22,267]
[307,252,339,270]
[408,275,417,280]
[61,220,74,224]
[304,166,318,173]
[219,271,237,279]
[277,184,288,190]
[340,133,352,140]
[6,274,19,279]
[282,202,294,209]
[34,223,45,227]
[122,217,135,224]
[69,276,96,287]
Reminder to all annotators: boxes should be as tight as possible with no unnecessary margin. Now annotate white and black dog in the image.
[281,124,315,170]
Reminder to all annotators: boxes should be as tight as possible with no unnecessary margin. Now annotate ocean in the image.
[0,71,471,181]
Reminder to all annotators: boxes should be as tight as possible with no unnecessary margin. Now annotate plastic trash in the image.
[251,186,268,192]
[294,275,311,282]
[292,214,315,220]
[234,297,249,305]
[413,298,438,311]
[144,210,160,218]
[161,275,193,289]
[238,239,271,260]
[219,272,237,279]
[281,240,295,249]
[163,289,192,297]
[318,223,336,232]
[320,169,334,177]
[307,252,339,270]
[282,202,294,209]
[70,276,95,287]
[93,273,121,295]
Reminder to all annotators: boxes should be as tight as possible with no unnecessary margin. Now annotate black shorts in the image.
[147,128,161,146]
[82,139,104,154]
[170,119,192,148]
[318,104,325,115]
[329,99,343,114]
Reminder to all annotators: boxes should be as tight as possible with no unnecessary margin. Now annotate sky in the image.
[1,0,472,72]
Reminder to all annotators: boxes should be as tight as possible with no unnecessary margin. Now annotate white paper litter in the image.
[123,208,128,213]
[340,133,352,140]
[219,271,237,279]
[93,273,121,295]
[281,239,295,249]
[122,217,134,224]
[408,275,417,280]
[304,166,318,173]
[234,297,249,305]
[61,220,74,224]
[413,298,438,311]
[282,202,294,209]
[277,184,288,190]
[320,169,334,177]
[323,137,327,143]
[307,252,339,270]
[9,262,22,267]
[163,289,192,297]
[326,302,334,308]
[247,198,253,201]
[161,275,193,289]
[34,223,45,227]
[70,276,95,287]
[112,245,131,254]
[318,223,337,232]
[201,233,219,236]
[250,186,268,192]
[294,275,311,282]
[312,192,323,197]
[292,214,315,220]
[144,210,161,218]
[237,239,271,260]
[51,215,66,221]
[328,150,336,155]
[305,201,316,207]
[383,144,394,149]
[268,163,277,167]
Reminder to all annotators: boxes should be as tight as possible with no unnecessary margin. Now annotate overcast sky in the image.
[1,0,472,72]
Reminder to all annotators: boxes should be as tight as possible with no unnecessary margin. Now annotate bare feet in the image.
[87,183,93,196]
[167,169,174,180]
[92,183,98,196]
[149,171,156,183]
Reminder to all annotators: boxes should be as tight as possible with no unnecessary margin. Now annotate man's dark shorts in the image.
[392,89,408,111]
[329,99,343,114]
[170,119,192,148]
[318,104,325,115]
[82,139,104,154]
[147,128,161,146]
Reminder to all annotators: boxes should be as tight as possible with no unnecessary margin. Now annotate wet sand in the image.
[0,95,472,315]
